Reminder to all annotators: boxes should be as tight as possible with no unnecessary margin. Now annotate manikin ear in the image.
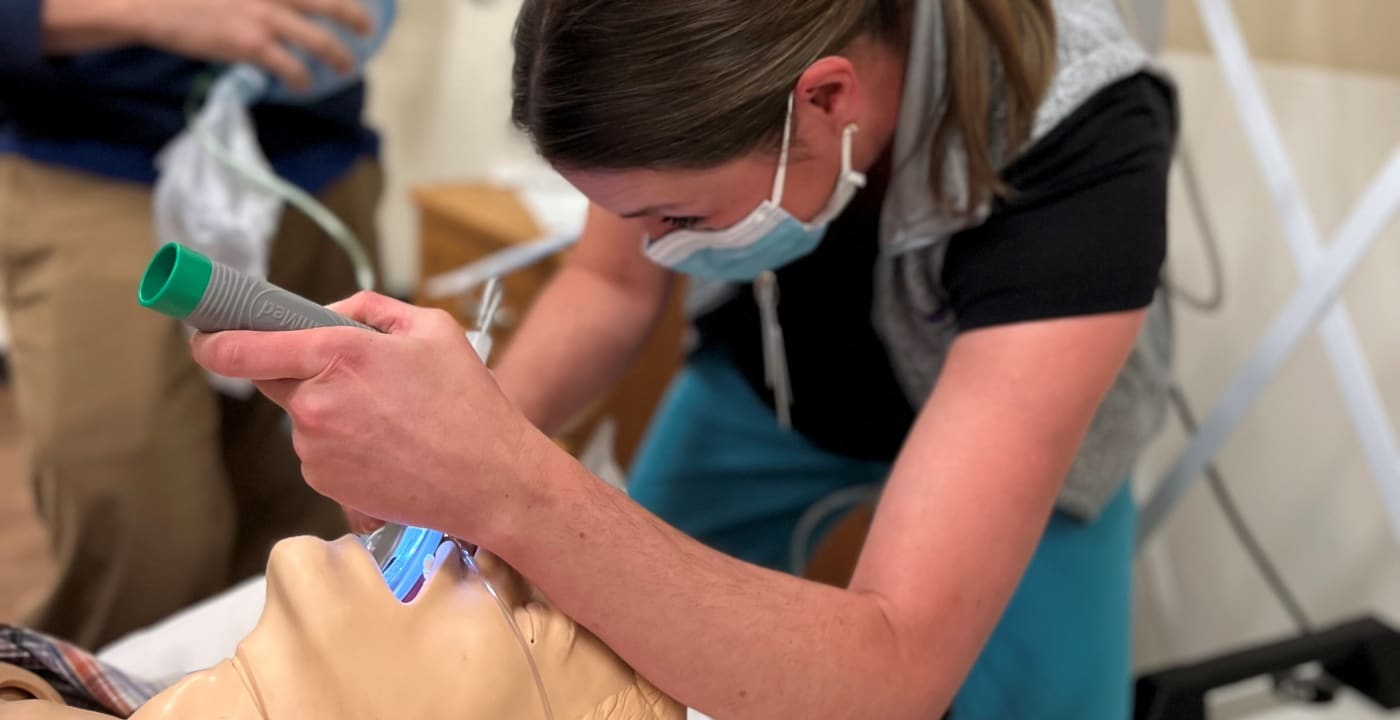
[0,701,115,720]
[1,667,112,720]
[577,671,687,720]
[0,665,63,704]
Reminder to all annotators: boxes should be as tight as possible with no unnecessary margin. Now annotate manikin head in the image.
[2,536,682,720]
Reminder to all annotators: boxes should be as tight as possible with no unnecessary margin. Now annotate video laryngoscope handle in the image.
[138,242,438,601]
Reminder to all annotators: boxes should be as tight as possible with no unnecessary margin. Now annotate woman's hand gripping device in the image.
[136,242,504,602]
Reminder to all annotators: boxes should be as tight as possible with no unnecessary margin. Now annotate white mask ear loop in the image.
[841,123,866,186]
[772,97,866,211]
[770,93,797,206]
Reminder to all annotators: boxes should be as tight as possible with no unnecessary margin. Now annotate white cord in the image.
[192,99,377,292]
[457,546,556,720]
[788,484,882,575]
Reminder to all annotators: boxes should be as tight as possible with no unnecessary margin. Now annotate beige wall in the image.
[1136,2,1400,685]
[1166,0,1400,78]
[363,0,539,293]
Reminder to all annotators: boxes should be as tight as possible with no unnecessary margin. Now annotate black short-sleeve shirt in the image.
[692,73,1178,461]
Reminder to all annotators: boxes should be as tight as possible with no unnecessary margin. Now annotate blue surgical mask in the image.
[643,93,867,281]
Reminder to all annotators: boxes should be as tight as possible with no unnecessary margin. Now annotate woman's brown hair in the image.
[512,0,1056,213]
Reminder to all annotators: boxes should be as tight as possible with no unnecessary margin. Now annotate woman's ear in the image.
[795,56,862,132]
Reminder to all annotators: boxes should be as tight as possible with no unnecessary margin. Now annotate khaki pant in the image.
[0,155,382,648]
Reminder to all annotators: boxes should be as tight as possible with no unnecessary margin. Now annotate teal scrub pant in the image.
[629,349,1135,719]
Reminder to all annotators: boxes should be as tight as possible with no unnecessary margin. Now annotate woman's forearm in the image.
[479,446,949,719]
[493,263,669,436]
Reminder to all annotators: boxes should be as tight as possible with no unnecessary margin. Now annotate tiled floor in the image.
[0,383,53,623]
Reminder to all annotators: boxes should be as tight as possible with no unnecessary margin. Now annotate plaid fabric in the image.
[0,625,164,716]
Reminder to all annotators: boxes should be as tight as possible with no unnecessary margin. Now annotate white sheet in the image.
[97,575,267,684]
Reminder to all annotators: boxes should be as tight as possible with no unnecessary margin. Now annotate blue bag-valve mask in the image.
[261,0,397,103]
[153,0,392,396]
[153,0,394,302]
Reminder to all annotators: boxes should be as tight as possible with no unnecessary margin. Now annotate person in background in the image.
[0,0,384,648]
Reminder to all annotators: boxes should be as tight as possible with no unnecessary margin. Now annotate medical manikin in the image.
[1,536,683,720]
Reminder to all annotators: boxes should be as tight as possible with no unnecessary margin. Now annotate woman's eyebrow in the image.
[620,202,689,219]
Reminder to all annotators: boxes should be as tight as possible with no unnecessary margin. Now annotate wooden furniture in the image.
[412,183,685,467]
[412,184,554,351]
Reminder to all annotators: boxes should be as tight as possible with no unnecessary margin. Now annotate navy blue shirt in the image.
[0,0,377,191]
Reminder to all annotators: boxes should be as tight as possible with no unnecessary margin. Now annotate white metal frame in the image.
[1139,0,1400,543]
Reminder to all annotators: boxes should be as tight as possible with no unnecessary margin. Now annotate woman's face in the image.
[556,43,906,243]
[560,138,845,242]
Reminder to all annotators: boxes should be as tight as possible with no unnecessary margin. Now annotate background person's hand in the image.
[190,293,552,539]
[130,0,373,92]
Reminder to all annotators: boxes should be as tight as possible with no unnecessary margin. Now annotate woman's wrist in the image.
[464,415,573,551]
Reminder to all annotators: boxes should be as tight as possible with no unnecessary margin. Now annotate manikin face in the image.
[3,536,682,720]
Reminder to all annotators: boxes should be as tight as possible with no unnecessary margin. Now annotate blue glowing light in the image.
[368,524,445,602]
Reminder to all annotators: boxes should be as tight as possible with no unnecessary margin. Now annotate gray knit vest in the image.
[682,0,1172,520]
[874,0,1171,519]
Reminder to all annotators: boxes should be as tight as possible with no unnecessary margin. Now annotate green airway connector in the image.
[138,243,371,333]
[139,242,213,320]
